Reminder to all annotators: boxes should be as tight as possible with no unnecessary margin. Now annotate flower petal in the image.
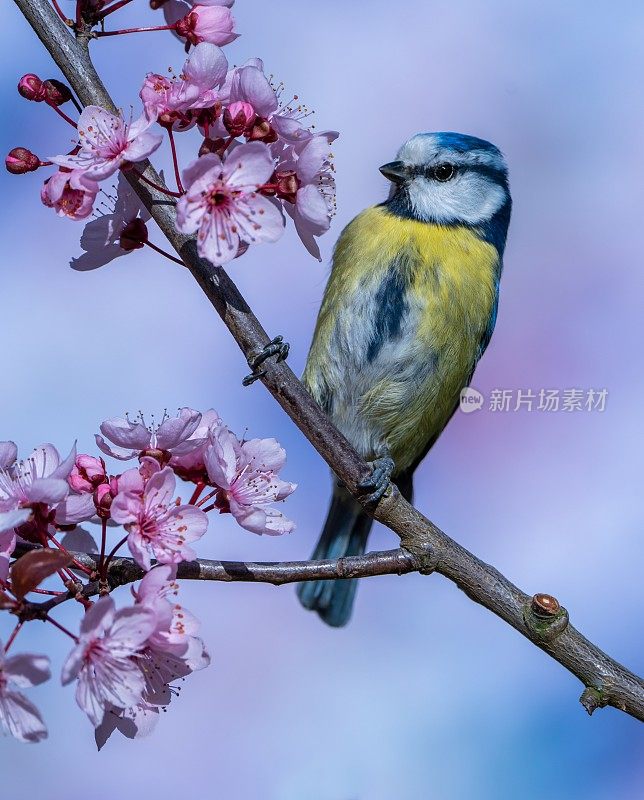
[222,141,275,188]
[296,135,332,184]
[4,654,51,688]
[232,65,277,117]
[240,437,286,472]
[80,595,115,639]
[108,607,157,656]
[26,478,69,505]
[296,183,330,229]
[0,441,17,470]
[55,493,96,525]
[0,691,48,743]
[0,509,30,535]
[122,131,163,164]
[99,419,151,450]
[155,408,202,450]
[94,435,139,461]
[183,42,229,90]
[28,444,60,479]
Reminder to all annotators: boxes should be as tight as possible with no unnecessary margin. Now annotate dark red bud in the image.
[120,218,149,251]
[18,74,46,102]
[223,101,256,137]
[149,0,169,7]
[247,117,278,143]
[6,147,41,175]
[42,79,73,107]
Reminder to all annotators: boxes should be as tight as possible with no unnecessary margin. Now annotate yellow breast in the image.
[305,205,501,471]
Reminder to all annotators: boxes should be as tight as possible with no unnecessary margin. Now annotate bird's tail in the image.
[297,482,373,627]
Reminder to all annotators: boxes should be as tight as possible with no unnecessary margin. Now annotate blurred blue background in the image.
[1,0,644,796]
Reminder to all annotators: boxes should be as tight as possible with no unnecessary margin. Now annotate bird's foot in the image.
[358,455,395,505]
[242,336,290,386]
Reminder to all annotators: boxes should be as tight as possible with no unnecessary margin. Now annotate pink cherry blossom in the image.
[176,142,284,265]
[140,43,228,129]
[212,59,332,150]
[49,106,163,183]
[40,169,99,221]
[279,134,338,260]
[134,564,206,657]
[205,427,296,535]
[94,637,209,748]
[62,596,157,727]
[111,467,208,570]
[0,646,50,743]
[96,408,204,461]
[175,4,238,47]
[0,443,76,534]
[70,172,151,272]
[95,565,210,747]
[169,408,222,482]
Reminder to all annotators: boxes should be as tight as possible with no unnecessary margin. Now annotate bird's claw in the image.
[358,456,395,505]
[242,336,290,386]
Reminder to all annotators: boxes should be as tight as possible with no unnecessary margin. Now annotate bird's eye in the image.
[431,163,457,182]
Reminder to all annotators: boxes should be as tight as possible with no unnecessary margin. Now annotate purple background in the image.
[1,1,643,796]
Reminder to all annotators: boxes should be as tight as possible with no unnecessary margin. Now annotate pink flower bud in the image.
[42,79,73,107]
[70,454,107,494]
[175,6,238,47]
[5,147,41,175]
[18,74,46,102]
[119,218,148,251]
[94,483,114,518]
[223,102,256,137]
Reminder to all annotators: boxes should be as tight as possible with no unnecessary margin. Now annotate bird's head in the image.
[380,132,510,227]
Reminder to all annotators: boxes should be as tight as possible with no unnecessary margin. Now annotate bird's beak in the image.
[379,160,409,185]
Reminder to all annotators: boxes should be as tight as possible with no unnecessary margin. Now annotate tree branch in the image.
[13,542,423,614]
[12,0,644,723]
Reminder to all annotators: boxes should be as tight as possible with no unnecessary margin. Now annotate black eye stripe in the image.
[406,163,458,181]
[407,162,509,185]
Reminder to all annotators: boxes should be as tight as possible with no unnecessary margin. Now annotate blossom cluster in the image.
[8,0,338,264]
[0,408,295,746]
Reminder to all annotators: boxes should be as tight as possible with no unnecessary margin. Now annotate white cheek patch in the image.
[406,173,507,225]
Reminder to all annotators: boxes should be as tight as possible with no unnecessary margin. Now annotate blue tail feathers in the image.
[297,484,373,627]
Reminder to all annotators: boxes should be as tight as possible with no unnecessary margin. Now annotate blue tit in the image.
[297,132,512,627]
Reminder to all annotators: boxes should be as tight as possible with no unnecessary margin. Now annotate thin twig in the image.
[145,240,186,267]
[11,0,644,723]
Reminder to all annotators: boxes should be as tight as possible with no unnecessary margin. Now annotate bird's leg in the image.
[358,448,395,505]
[242,336,290,386]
